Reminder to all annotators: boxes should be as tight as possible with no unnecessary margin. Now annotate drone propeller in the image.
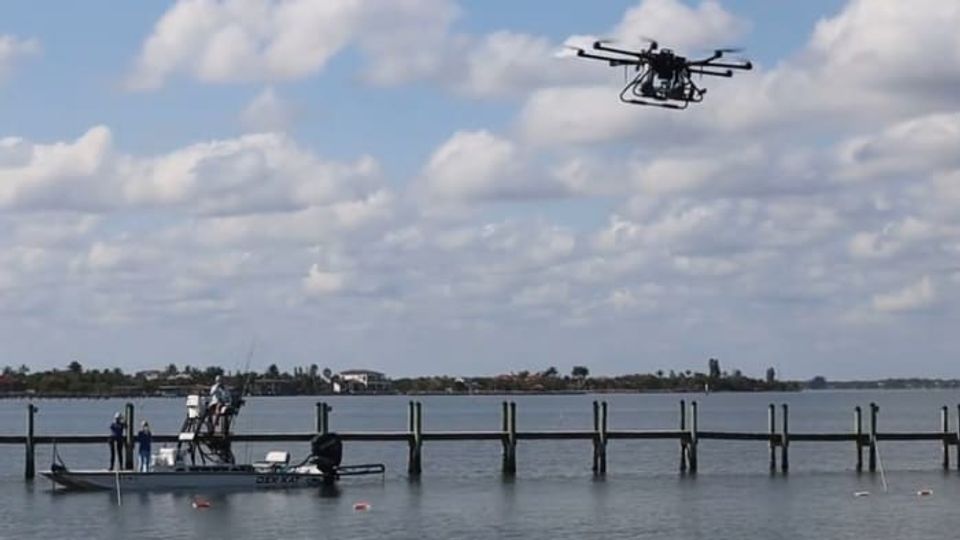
[554,45,583,59]
[715,47,743,54]
[597,36,658,51]
[637,36,659,50]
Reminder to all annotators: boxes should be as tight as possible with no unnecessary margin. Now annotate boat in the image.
[43,385,384,492]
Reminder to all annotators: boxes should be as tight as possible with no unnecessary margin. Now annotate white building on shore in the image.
[333,369,391,393]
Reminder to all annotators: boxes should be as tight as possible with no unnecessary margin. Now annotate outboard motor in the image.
[310,433,343,476]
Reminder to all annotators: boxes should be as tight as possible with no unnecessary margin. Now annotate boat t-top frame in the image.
[176,387,245,465]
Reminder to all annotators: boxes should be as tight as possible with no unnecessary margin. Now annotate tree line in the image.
[392,361,797,394]
[0,358,797,396]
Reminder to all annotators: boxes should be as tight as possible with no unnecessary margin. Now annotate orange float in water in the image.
[353,501,371,512]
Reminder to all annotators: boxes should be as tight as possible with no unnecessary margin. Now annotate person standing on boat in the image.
[108,412,125,470]
[208,375,228,430]
[136,421,153,472]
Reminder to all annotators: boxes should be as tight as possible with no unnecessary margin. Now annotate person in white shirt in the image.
[208,375,228,429]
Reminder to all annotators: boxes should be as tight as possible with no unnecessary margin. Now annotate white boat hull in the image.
[42,468,331,491]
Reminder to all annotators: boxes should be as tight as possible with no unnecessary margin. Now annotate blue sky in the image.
[2,1,843,167]
[1,0,959,378]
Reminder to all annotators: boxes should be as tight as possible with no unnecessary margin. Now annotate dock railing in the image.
[6,400,959,480]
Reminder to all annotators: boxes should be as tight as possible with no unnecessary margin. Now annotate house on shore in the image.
[334,369,391,394]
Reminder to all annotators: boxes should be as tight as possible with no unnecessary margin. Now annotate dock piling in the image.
[501,401,517,476]
[316,402,330,435]
[941,406,950,470]
[25,403,37,480]
[679,400,687,472]
[592,401,599,473]
[868,403,878,473]
[780,403,789,474]
[407,401,422,476]
[768,403,777,473]
[124,402,135,470]
[854,406,863,472]
[591,401,608,475]
[688,401,699,473]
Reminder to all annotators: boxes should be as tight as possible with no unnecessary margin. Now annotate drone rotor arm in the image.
[593,41,650,60]
[689,51,723,64]
[690,60,752,70]
[576,49,645,67]
[688,68,733,77]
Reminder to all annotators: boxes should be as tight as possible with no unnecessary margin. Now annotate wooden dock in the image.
[6,400,960,479]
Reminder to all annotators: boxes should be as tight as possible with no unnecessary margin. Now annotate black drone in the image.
[568,39,752,109]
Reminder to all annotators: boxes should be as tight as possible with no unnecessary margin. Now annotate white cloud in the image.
[521,0,960,148]
[612,0,748,51]
[127,0,457,90]
[239,87,296,132]
[303,263,347,295]
[0,34,39,81]
[10,1,960,378]
[419,130,564,203]
[872,276,935,313]
[129,0,742,102]
[0,126,383,216]
[839,112,960,179]
[0,126,115,211]
[354,0,461,86]
[807,1,960,103]
[519,85,648,146]
[848,218,937,260]
[453,31,600,98]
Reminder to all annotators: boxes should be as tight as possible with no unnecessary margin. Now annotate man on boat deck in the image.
[208,375,228,429]
[137,421,152,472]
[108,412,124,470]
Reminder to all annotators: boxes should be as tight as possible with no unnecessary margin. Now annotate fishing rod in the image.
[237,338,257,464]
[873,432,888,493]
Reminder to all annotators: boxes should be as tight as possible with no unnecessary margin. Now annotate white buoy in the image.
[917,489,933,497]
[854,491,870,497]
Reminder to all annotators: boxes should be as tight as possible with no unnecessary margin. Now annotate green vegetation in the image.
[393,363,798,394]
[805,376,960,390]
[0,362,329,397]
[0,358,800,397]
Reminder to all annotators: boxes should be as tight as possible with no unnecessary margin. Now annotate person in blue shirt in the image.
[136,421,153,472]
[108,412,124,470]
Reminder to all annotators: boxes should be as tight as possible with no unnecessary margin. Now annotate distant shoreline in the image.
[1,388,804,399]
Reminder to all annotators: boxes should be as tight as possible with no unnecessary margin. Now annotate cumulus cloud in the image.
[418,130,566,203]
[450,31,602,98]
[839,112,960,180]
[0,126,115,211]
[521,0,960,148]
[239,87,296,132]
[612,0,748,51]
[129,0,715,100]
[127,0,456,90]
[9,0,960,377]
[303,263,347,295]
[848,218,937,259]
[872,276,935,313]
[0,126,382,216]
[0,34,39,81]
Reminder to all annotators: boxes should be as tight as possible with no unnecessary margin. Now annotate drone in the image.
[567,39,752,109]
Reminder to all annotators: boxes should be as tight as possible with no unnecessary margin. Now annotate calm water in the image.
[1,391,959,539]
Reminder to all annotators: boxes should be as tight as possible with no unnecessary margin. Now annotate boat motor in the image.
[309,433,343,475]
